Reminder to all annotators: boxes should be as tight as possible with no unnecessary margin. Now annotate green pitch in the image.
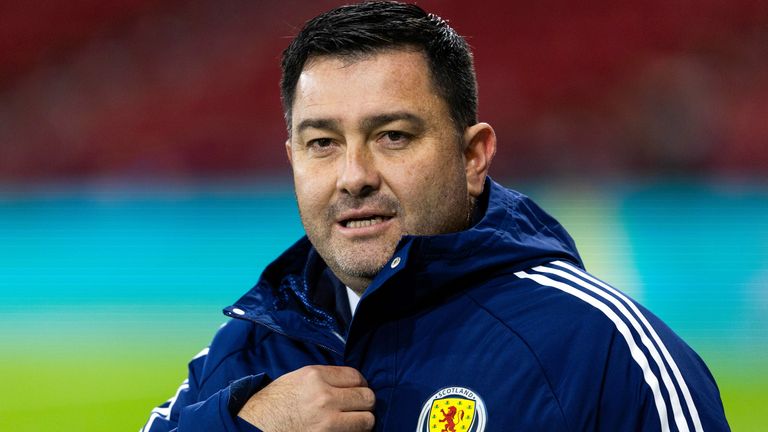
[0,316,764,431]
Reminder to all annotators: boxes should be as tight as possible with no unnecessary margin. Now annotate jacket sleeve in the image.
[517,262,730,431]
[592,313,731,432]
[139,347,269,432]
[543,312,730,431]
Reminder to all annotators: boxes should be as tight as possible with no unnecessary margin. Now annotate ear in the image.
[463,122,496,198]
[285,139,293,166]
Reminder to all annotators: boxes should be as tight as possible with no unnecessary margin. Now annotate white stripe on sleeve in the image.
[515,269,671,432]
[533,263,690,432]
[550,260,703,432]
[141,379,190,432]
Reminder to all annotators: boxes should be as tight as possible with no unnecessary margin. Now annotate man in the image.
[142,2,729,431]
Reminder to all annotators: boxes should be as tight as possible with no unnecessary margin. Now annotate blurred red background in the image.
[1,0,766,181]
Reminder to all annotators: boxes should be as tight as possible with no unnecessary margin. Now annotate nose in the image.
[337,142,380,197]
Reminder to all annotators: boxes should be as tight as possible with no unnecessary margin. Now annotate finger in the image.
[335,386,376,412]
[308,365,368,388]
[332,411,375,432]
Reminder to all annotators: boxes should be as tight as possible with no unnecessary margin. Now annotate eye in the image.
[379,131,411,147]
[303,137,338,157]
[307,137,333,149]
[305,138,340,156]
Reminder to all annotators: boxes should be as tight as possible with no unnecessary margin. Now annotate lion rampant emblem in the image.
[438,405,464,431]
[417,387,486,432]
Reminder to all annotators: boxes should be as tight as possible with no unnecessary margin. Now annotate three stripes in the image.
[515,261,702,432]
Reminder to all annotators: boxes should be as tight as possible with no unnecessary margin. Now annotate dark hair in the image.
[280,1,477,134]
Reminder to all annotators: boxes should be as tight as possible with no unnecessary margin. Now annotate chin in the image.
[329,245,392,278]
[336,256,389,279]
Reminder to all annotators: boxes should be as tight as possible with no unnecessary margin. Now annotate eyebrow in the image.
[360,112,426,132]
[296,118,342,135]
[295,111,426,136]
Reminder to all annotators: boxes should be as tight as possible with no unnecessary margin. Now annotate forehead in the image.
[292,49,448,126]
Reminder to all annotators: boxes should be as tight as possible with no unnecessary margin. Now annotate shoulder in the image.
[466,260,617,338]
[207,318,260,362]
[187,318,263,389]
[464,260,727,431]
[466,259,699,382]
[463,261,625,394]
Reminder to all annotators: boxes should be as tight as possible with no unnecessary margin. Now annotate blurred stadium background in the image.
[0,0,766,430]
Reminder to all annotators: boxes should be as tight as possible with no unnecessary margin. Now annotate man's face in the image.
[287,50,474,291]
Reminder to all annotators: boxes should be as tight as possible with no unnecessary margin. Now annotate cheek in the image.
[293,172,318,208]
[294,167,336,213]
[418,154,464,187]
[421,157,469,211]
[397,158,457,208]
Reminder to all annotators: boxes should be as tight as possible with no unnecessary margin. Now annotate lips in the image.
[342,216,390,228]
[336,207,395,230]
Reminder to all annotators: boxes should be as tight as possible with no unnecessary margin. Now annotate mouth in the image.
[340,215,392,229]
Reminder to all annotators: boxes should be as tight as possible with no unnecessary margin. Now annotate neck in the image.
[340,275,369,297]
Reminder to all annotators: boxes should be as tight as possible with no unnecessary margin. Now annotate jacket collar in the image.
[224,177,583,348]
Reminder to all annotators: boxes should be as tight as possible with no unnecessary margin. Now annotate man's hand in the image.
[238,365,375,432]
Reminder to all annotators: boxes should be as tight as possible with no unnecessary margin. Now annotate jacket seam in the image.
[463,291,573,431]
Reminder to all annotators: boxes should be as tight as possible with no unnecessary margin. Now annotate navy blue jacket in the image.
[141,179,729,431]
